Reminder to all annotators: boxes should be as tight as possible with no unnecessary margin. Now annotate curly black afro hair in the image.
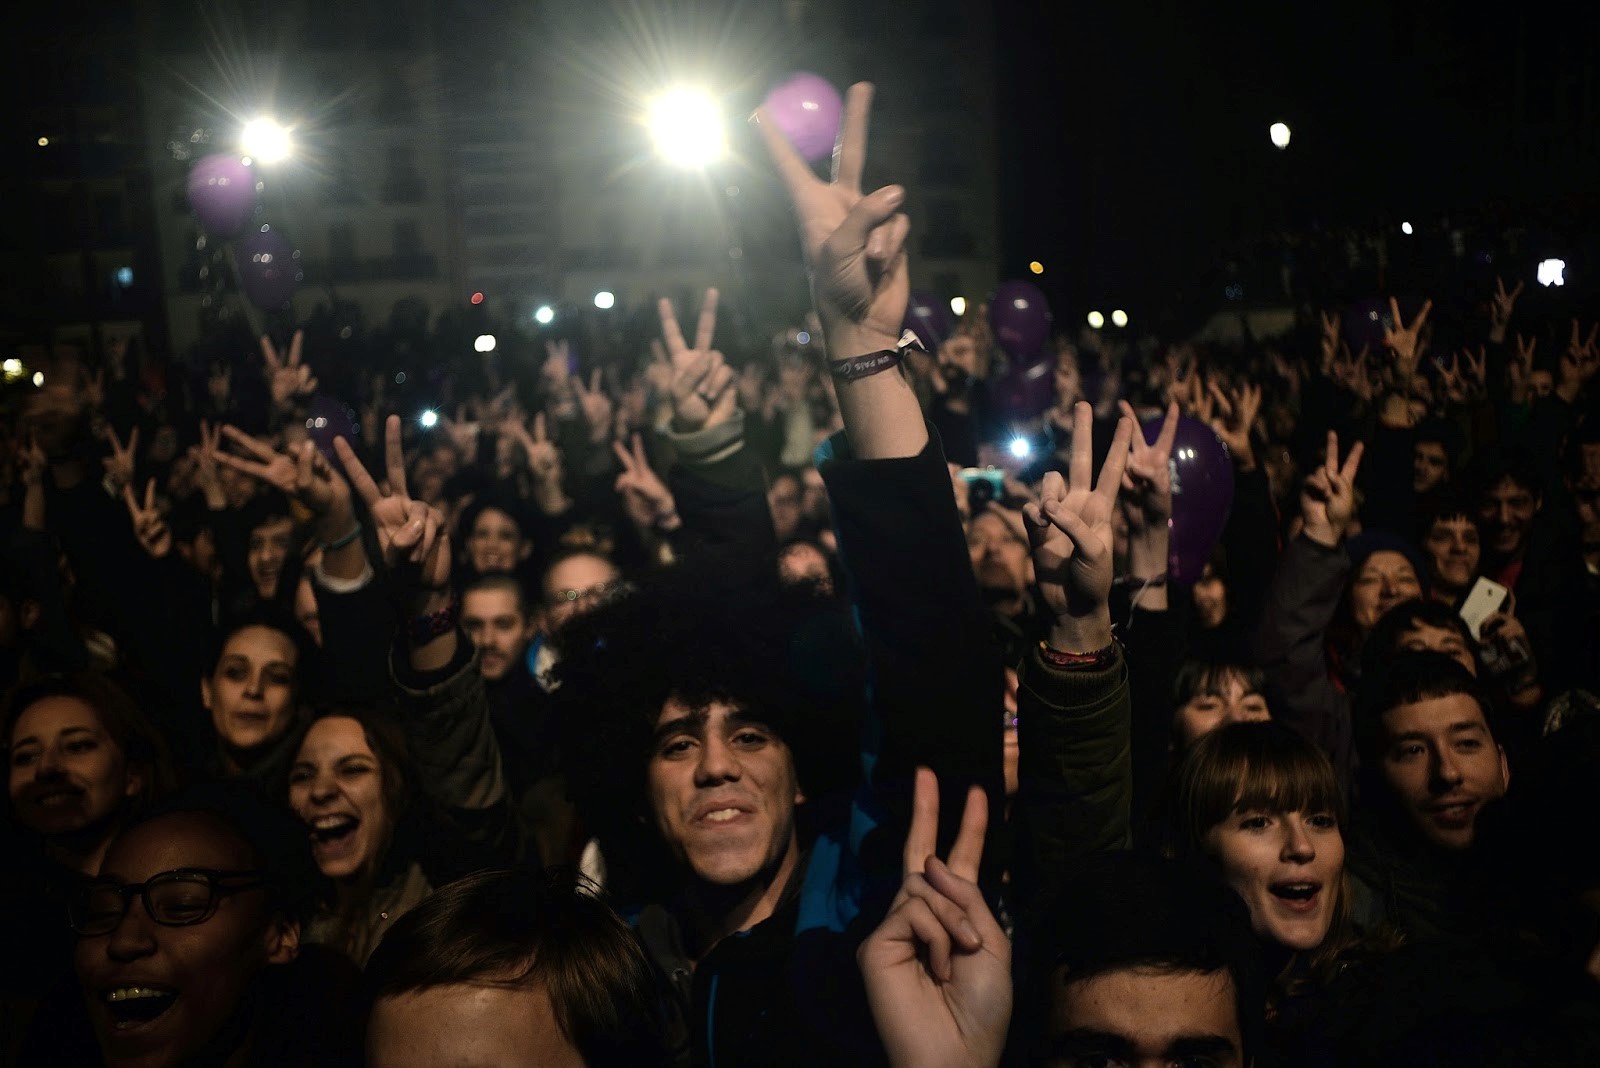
[551,549,864,899]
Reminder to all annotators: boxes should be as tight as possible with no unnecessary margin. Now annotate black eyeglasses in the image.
[69,868,268,936]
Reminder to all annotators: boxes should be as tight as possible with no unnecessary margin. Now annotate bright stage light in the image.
[1028,261,1044,275]
[950,296,967,317]
[1087,310,1105,329]
[32,372,45,387]
[241,118,292,163]
[419,409,439,429]
[1009,437,1032,459]
[1538,258,1566,287]
[474,334,497,353]
[534,304,555,325]
[594,290,616,310]
[1401,221,1413,235]
[1269,122,1291,149]
[1111,309,1129,328]
[647,89,726,168]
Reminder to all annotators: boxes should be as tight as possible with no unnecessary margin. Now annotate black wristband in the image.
[828,349,902,382]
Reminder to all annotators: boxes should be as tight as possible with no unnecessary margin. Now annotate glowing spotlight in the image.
[1111,309,1129,328]
[1028,260,1044,275]
[647,88,726,168]
[593,290,616,310]
[1401,221,1413,235]
[2,359,22,381]
[950,296,967,317]
[1269,122,1291,149]
[240,117,291,163]
[1008,436,1032,460]
[1087,310,1105,329]
[1538,258,1567,287]
[37,137,49,147]
[32,372,45,387]
[419,409,439,429]
[474,334,497,353]
[533,304,555,325]
[115,267,133,287]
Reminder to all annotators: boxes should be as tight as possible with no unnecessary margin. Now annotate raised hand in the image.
[1507,333,1536,403]
[507,411,562,485]
[1489,277,1523,344]
[1382,297,1433,379]
[612,433,679,532]
[572,368,614,445]
[261,330,317,410]
[1318,310,1341,374]
[1117,399,1179,540]
[1023,402,1134,651]
[1300,430,1364,549]
[1206,379,1261,468]
[333,416,450,591]
[858,767,1009,1068]
[101,425,138,492]
[756,83,909,357]
[658,289,737,434]
[217,425,353,526]
[17,433,47,488]
[1558,319,1600,403]
[122,478,172,559]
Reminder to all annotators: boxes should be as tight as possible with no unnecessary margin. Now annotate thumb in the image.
[824,184,905,260]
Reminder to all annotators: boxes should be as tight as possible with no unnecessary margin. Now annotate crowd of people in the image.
[4,81,1600,1066]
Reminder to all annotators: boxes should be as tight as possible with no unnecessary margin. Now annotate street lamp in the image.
[1269,122,1291,150]
[594,291,616,310]
[241,117,292,163]
[1087,310,1105,329]
[1111,309,1129,328]
[474,334,497,353]
[647,88,725,168]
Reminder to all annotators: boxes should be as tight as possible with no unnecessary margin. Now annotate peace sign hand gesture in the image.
[1023,401,1134,651]
[1489,277,1523,344]
[658,289,737,434]
[1507,333,1536,403]
[757,83,910,358]
[333,416,450,593]
[123,478,172,559]
[1300,431,1364,549]
[612,433,679,531]
[101,426,138,493]
[217,426,354,531]
[572,368,614,445]
[1318,310,1341,373]
[1382,297,1433,379]
[1558,320,1600,403]
[858,767,1009,1068]
[261,330,317,411]
[1117,399,1180,536]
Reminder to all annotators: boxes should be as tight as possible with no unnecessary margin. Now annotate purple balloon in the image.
[764,73,843,163]
[306,394,361,464]
[235,227,301,311]
[903,290,952,351]
[1147,415,1235,584]
[1342,298,1391,352]
[992,351,1056,418]
[186,154,258,238]
[989,280,1052,358]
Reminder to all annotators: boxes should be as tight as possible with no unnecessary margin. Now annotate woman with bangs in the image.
[1164,721,1361,989]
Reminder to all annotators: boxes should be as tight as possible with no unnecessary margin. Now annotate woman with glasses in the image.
[19,782,359,1067]
[3,674,175,1059]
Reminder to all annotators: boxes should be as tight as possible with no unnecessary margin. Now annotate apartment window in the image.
[393,220,423,257]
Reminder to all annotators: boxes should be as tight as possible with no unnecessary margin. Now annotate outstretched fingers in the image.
[833,82,873,191]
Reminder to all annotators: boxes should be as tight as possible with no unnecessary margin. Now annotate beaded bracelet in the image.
[407,595,459,647]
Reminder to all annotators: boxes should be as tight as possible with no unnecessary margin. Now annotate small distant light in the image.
[339,325,353,339]
[2,359,21,375]
[1087,310,1105,329]
[1269,122,1291,149]
[395,372,407,384]
[1028,260,1044,275]
[1538,258,1567,287]
[950,296,967,316]
[1401,221,1413,235]
[37,137,49,147]
[114,266,133,287]
[32,372,45,387]
[314,417,327,428]
[533,304,555,325]
[419,409,439,428]
[1008,436,1032,459]
[470,291,484,305]
[593,290,616,310]
[796,331,811,345]
[474,334,497,353]
[1111,309,1129,328]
